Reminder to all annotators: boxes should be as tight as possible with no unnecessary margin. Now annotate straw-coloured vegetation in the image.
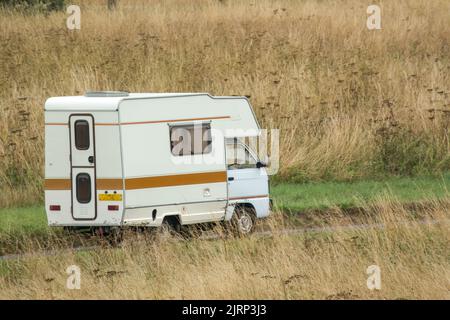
[0,1,449,300]
[0,0,450,206]
[0,200,448,299]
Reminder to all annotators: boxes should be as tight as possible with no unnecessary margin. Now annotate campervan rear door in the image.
[69,114,97,220]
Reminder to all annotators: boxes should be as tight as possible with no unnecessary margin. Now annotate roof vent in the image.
[84,91,129,97]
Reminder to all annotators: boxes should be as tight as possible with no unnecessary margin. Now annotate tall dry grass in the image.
[0,199,448,299]
[1,0,450,206]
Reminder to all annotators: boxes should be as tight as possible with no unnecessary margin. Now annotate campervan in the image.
[44,92,270,234]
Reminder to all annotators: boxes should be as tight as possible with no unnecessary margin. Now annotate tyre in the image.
[230,206,256,235]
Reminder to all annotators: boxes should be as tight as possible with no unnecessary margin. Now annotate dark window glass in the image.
[74,120,90,150]
[170,123,212,156]
[76,173,91,203]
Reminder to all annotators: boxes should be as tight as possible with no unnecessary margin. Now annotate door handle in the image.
[88,156,94,163]
[228,177,234,181]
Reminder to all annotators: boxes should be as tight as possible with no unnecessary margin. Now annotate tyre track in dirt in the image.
[0,216,447,261]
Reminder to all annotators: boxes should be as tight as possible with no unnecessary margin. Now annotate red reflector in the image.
[108,205,119,211]
[49,205,61,211]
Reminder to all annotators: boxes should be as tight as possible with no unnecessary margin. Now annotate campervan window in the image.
[170,123,212,156]
[226,142,257,169]
[74,120,90,150]
[76,173,91,203]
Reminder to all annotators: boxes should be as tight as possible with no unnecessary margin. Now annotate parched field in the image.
[0,199,449,299]
[0,0,450,299]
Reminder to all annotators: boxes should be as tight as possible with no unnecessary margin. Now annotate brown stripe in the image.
[120,116,230,126]
[45,172,226,191]
[229,195,269,201]
[125,171,227,190]
[45,179,123,190]
[45,116,230,127]
[44,179,71,190]
[97,179,123,190]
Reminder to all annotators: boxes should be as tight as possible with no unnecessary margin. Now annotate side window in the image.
[170,123,212,156]
[74,120,90,150]
[226,142,257,169]
[76,173,91,203]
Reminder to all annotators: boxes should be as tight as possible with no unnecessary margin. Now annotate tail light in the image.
[49,205,61,211]
[108,205,119,211]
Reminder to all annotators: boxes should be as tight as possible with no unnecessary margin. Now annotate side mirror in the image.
[256,161,267,168]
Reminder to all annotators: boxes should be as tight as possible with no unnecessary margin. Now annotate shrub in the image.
[0,0,66,12]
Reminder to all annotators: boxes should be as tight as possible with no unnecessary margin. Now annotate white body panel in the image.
[46,189,123,226]
[227,168,270,218]
[123,201,226,227]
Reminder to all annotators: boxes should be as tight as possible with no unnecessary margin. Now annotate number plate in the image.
[98,194,122,201]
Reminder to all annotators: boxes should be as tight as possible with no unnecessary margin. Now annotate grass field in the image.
[0,200,448,299]
[272,173,450,212]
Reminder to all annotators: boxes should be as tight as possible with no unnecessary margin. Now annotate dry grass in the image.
[1,0,450,206]
[1,2,448,299]
[0,199,448,299]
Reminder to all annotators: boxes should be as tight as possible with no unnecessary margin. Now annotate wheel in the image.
[230,206,256,235]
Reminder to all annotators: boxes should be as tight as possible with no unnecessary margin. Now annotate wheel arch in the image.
[234,202,256,215]
[161,214,181,227]
[232,198,270,219]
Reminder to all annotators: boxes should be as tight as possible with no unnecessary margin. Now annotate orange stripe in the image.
[44,116,230,127]
[97,179,123,190]
[229,195,269,201]
[120,116,230,125]
[44,179,71,190]
[44,172,226,191]
[125,171,227,190]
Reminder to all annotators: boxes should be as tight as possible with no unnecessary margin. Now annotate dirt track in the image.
[1,203,447,261]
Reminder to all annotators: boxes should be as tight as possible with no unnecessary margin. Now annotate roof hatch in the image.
[84,91,129,97]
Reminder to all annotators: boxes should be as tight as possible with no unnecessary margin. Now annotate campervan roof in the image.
[44,92,249,111]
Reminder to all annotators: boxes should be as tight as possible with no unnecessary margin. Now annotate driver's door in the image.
[226,140,268,200]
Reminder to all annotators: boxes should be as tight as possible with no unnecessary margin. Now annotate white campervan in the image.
[44,92,270,235]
